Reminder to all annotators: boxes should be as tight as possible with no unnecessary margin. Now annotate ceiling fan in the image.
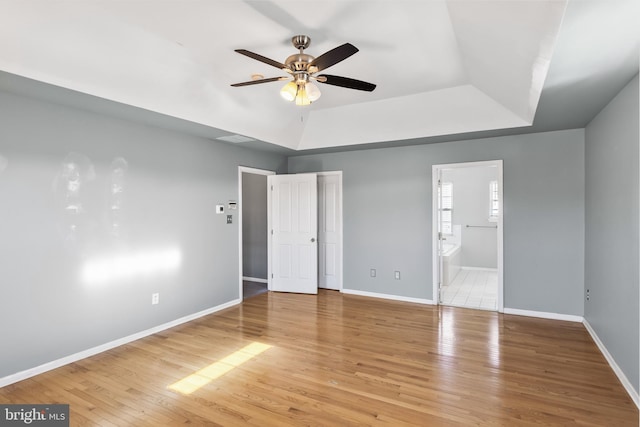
[231,35,376,106]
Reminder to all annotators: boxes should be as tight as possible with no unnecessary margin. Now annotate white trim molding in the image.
[342,288,433,305]
[0,299,241,388]
[583,319,640,409]
[503,307,583,323]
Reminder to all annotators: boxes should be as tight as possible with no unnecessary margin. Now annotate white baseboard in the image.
[0,298,241,388]
[583,319,639,409]
[243,276,268,284]
[503,307,583,323]
[341,289,433,305]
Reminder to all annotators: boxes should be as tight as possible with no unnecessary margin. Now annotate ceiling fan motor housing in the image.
[285,53,314,72]
[286,35,318,76]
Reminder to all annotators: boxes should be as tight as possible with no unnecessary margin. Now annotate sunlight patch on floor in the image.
[168,342,272,395]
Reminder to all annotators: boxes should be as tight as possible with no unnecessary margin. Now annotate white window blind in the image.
[440,181,453,234]
[489,180,499,221]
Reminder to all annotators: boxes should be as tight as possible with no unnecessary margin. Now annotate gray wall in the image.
[584,74,639,393]
[242,172,268,280]
[442,166,498,268]
[289,129,585,315]
[0,88,286,378]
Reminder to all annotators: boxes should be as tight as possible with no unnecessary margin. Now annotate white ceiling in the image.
[0,0,638,152]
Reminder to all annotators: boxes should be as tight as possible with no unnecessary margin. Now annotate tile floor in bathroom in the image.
[441,268,497,311]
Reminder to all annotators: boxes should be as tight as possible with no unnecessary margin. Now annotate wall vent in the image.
[215,134,255,144]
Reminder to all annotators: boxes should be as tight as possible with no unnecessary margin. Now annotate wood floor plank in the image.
[1,290,637,426]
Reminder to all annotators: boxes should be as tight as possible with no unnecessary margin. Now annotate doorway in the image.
[238,168,343,298]
[432,160,504,312]
[238,166,274,300]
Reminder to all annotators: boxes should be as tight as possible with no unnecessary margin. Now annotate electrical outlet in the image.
[227,215,233,224]
[394,271,401,280]
[586,289,590,301]
[152,293,159,305]
[370,269,376,277]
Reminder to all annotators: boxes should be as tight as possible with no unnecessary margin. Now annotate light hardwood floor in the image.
[1,290,637,426]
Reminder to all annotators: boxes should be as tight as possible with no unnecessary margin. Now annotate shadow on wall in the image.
[49,153,184,288]
[108,157,128,240]
[51,152,135,252]
[52,152,96,249]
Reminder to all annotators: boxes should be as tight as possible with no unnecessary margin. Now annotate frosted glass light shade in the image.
[295,86,311,106]
[280,81,297,101]
[306,82,321,102]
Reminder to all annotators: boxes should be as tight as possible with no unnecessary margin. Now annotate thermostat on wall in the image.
[228,201,237,210]
[216,204,224,214]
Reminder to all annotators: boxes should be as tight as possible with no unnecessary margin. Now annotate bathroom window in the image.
[489,180,499,222]
[440,181,453,234]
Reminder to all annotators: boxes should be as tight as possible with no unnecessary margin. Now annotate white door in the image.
[318,173,342,290]
[269,173,318,294]
[436,173,445,303]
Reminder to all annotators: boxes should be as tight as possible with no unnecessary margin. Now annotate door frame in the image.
[431,160,504,312]
[238,166,275,300]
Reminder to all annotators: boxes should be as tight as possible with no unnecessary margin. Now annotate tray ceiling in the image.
[0,1,637,151]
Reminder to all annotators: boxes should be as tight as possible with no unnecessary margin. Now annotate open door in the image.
[435,171,445,304]
[268,173,318,294]
[318,172,342,290]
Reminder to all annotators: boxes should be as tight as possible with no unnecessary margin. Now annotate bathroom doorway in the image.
[432,160,503,312]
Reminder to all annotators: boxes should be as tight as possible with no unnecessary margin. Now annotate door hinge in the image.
[271,185,273,191]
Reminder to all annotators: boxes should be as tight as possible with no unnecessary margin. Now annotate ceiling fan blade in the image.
[316,74,376,92]
[231,76,288,87]
[308,43,359,72]
[235,49,287,70]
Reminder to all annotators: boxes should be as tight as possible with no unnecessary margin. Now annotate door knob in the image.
[311,238,316,242]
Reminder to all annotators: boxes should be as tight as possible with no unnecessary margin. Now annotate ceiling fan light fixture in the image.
[280,81,297,101]
[295,85,311,106]
[306,82,321,102]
